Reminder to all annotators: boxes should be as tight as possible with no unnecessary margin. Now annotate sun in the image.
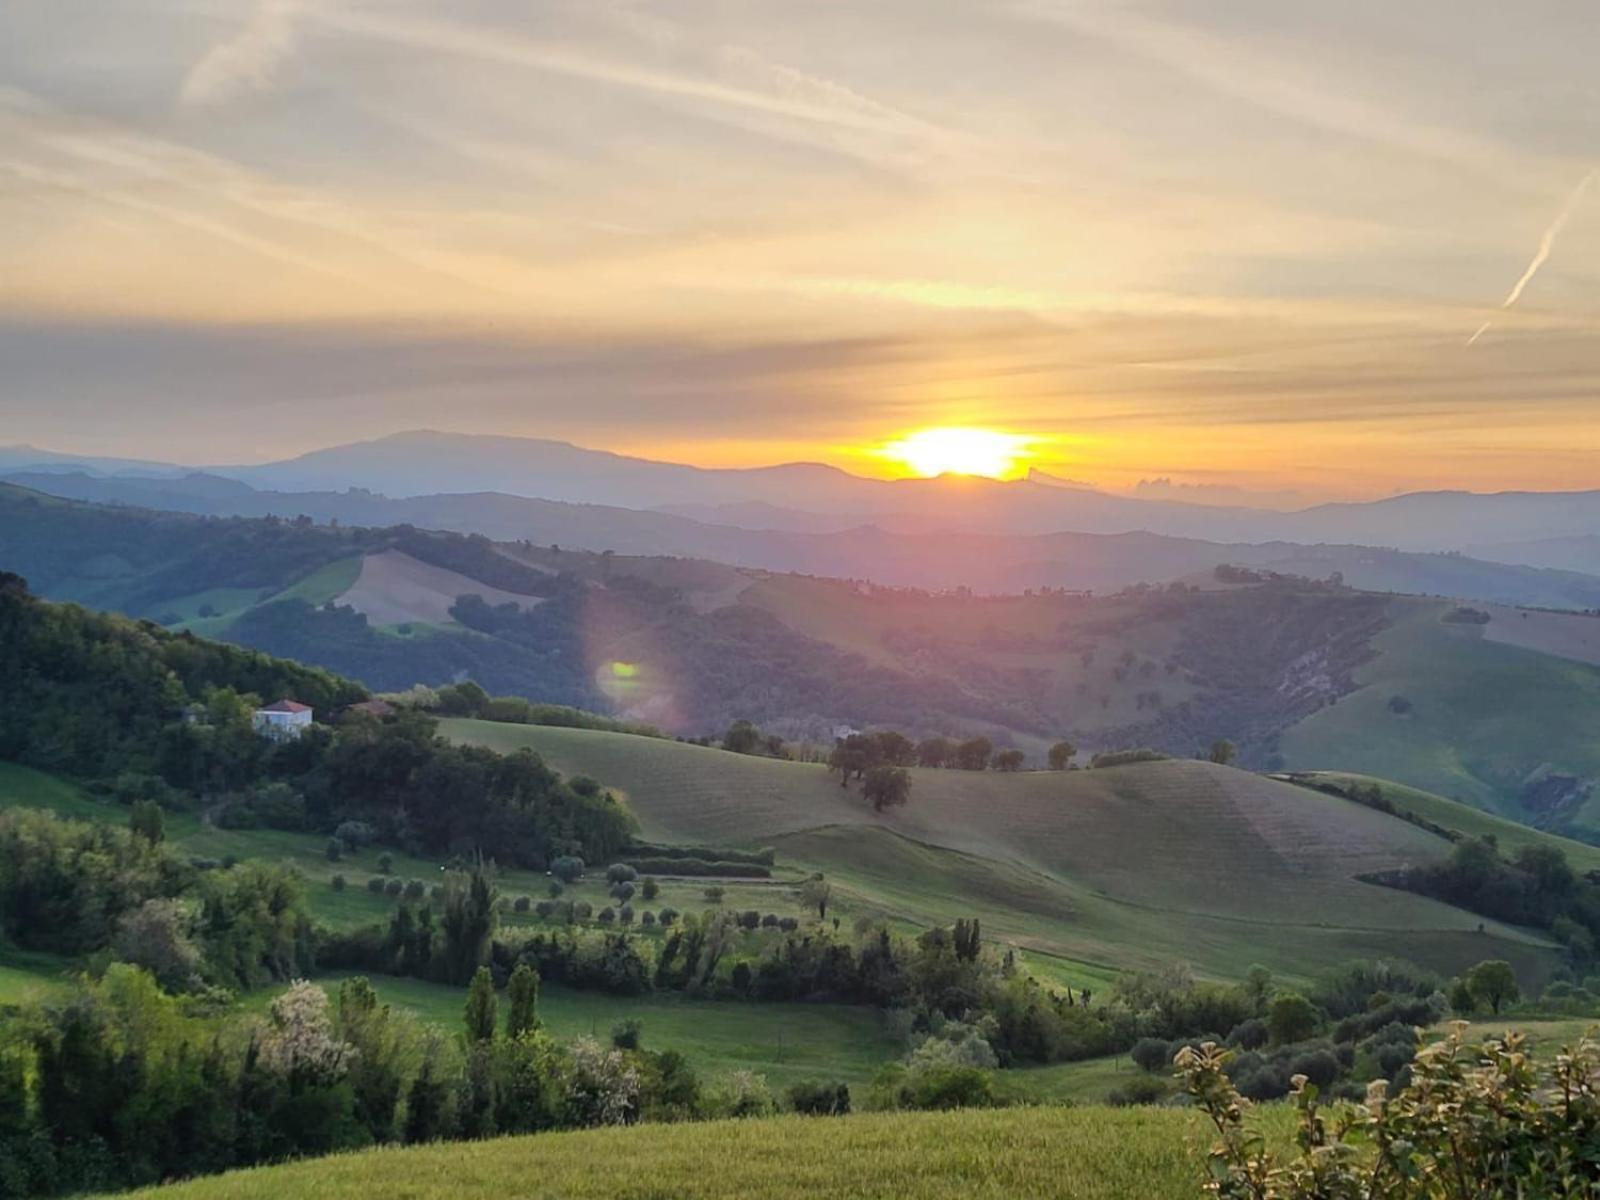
[879,427,1033,480]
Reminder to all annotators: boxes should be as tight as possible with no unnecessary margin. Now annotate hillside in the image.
[444,720,1561,984]
[1280,600,1600,838]
[119,1105,1248,1200]
[14,468,1600,607]
[8,483,1600,836]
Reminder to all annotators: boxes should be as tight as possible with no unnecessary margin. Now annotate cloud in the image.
[179,0,303,108]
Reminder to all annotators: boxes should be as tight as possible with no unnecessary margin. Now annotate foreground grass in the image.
[124,1105,1262,1200]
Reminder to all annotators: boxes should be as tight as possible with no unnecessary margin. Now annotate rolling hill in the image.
[118,1105,1252,1200]
[12,469,1600,607]
[442,720,1569,985]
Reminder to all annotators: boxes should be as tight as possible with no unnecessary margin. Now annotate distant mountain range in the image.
[7,468,1600,610]
[4,429,1599,573]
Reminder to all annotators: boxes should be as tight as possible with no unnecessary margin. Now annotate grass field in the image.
[247,972,903,1090]
[1284,771,1600,874]
[124,1104,1276,1200]
[443,720,1560,985]
[1281,599,1600,835]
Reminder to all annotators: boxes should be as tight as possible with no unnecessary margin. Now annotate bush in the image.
[513,895,531,913]
[376,853,393,875]
[1131,1037,1172,1073]
[605,863,639,884]
[1226,1018,1269,1050]
[325,839,343,863]
[366,877,387,894]
[534,900,555,919]
[640,910,656,927]
[788,1080,851,1116]
[619,905,634,925]
[404,879,425,900]
[1107,1076,1169,1106]
[598,907,616,925]
[641,877,659,901]
[331,874,347,892]
[550,856,586,883]
[1182,1025,1600,1197]
[384,877,404,897]
[658,907,678,926]
[901,1064,996,1111]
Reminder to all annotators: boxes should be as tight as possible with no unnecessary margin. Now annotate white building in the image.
[253,699,313,740]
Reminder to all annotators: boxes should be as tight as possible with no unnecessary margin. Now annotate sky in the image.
[1,0,1598,499]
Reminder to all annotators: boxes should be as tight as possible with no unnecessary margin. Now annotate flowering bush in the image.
[1178,1021,1600,1198]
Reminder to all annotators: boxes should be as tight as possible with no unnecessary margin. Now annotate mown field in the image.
[443,720,1561,985]
[1281,599,1600,836]
[122,1104,1276,1200]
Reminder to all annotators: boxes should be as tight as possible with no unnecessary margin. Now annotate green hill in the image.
[121,1105,1261,1200]
[443,720,1561,984]
[1280,599,1600,838]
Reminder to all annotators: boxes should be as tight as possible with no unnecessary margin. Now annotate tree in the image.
[128,799,165,845]
[464,965,498,1043]
[1208,739,1237,766]
[953,737,992,771]
[1266,991,1317,1044]
[441,866,497,985]
[641,877,659,901]
[550,856,585,883]
[863,765,911,813]
[723,720,762,755]
[871,730,917,768]
[111,899,200,991]
[828,734,881,786]
[703,885,725,906]
[916,737,954,768]
[1467,959,1519,1015]
[799,876,833,921]
[1047,741,1076,771]
[992,749,1025,772]
[506,962,540,1038]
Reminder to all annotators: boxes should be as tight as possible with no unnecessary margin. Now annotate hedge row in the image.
[621,857,772,879]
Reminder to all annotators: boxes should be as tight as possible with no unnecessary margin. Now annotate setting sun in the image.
[879,428,1034,479]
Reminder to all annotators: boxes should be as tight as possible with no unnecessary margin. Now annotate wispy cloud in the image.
[180,0,303,108]
[1468,168,1594,345]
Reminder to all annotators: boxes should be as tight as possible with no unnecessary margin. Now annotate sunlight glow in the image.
[879,428,1035,479]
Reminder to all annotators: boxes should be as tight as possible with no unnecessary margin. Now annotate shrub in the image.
[619,905,634,925]
[513,895,531,913]
[598,907,616,925]
[611,1019,642,1051]
[788,1080,851,1116]
[901,1064,996,1111]
[330,874,347,892]
[1182,1025,1600,1197]
[658,907,678,926]
[547,881,565,899]
[384,877,404,897]
[605,863,639,884]
[1131,1037,1172,1073]
[550,856,585,883]
[704,1070,776,1119]
[534,900,555,919]
[404,879,425,900]
[640,910,656,927]
[1226,1018,1269,1050]
[1107,1076,1169,1106]
[366,877,386,893]
[641,877,659,901]
[376,853,393,875]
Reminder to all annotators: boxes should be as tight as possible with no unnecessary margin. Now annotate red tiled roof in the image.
[259,700,312,713]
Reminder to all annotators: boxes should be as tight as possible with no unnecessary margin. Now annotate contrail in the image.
[1468,168,1595,345]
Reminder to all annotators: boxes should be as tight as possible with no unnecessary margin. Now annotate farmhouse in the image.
[252,699,313,740]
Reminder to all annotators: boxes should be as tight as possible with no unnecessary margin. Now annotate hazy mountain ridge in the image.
[11,431,1599,561]
[8,467,1600,610]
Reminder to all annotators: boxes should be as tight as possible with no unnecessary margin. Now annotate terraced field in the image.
[444,720,1559,983]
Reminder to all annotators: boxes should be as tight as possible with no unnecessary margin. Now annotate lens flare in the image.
[879,428,1033,479]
